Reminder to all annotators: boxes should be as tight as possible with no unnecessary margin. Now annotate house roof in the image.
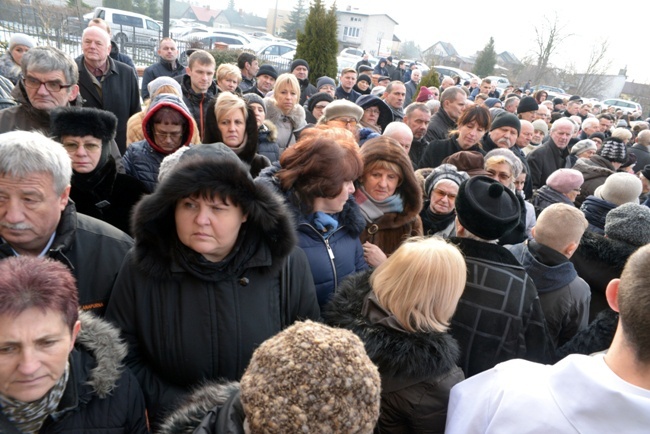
[423,41,458,57]
[498,51,521,65]
[189,5,221,23]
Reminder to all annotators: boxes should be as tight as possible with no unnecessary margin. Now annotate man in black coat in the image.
[76,26,140,154]
[628,130,650,173]
[175,49,217,141]
[528,118,574,189]
[449,176,554,377]
[141,37,185,100]
[424,86,466,142]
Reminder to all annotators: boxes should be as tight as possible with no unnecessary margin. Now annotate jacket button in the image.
[239,277,249,286]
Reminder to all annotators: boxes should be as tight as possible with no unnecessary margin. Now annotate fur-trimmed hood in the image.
[574,230,637,271]
[75,310,127,398]
[323,271,460,379]
[142,93,195,153]
[257,162,367,236]
[261,119,278,142]
[265,96,307,130]
[573,155,615,181]
[131,156,296,279]
[158,381,241,434]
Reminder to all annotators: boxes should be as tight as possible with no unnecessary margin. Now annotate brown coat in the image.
[358,137,424,256]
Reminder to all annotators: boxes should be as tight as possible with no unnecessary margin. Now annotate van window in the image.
[114,13,144,29]
[97,9,105,19]
[146,20,160,31]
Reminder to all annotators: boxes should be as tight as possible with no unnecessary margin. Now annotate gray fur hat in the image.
[240,320,381,434]
[605,203,650,247]
[424,164,469,197]
[9,33,36,50]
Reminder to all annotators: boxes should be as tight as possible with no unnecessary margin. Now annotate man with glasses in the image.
[76,26,141,155]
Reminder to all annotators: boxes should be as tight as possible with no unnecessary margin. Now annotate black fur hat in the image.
[50,107,117,145]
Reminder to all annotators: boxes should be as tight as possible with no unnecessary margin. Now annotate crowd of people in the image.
[1,25,650,433]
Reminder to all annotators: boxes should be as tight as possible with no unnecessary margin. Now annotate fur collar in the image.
[75,311,127,398]
[573,156,615,180]
[262,120,278,142]
[575,230,637,270]
[265,97,306,128]
[131,158,296,278]
[158,381,240,434]
[323,271,460,379]
[450,236,523,267]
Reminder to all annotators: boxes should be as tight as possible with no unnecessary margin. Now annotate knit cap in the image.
[546,168,584,194]
[594,172,642,206]
[306,91,333,113]
[491,112,521,134]
[605,203,650,247]
[316,76,336,90]
[256,64,278,79]
[424,164,469,197]
[484,97,501,108]
[357,74,372,85]
[242,93,266,114]
[455,176,521,240]
[147,76,182,98]
[9,33,36,50]
[416,86,434,102]
[517,96,539,114]
[290,59,309,72]
[240,320,381,434]
[598,137,628,163]
[485,148,523,179]
[532,119,548,136]
[570,139,598,156]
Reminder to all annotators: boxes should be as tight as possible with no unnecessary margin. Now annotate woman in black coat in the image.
[50,107,147,235]
[105,145,320,428]
[323,236,466,434]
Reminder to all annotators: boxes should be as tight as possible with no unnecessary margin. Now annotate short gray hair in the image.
[550,117,574,133]
[21,46,79,86]
[0,131,72,195]
[440,86,465,105]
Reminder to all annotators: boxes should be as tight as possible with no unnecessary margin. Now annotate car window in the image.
[146,20,160,31]
[278,46,292,56]
[97,9,105,19]
[114,14,143,28]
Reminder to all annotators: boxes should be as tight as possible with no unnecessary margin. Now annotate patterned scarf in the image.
[354,187,404,223]
[0,362,69,433]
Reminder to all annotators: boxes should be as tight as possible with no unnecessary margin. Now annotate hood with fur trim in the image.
[142,93,195,154]
[75,310,127,398]
[158,381,241,434]
[265,96,307,130]
[131,156,296,279]
[261,120,278,142]
[323,270,460,379]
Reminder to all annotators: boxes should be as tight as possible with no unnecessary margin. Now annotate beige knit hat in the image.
[240,320,381,434]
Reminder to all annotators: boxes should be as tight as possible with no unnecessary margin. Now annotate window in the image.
[343,26,360,38]
[146,20,160,31]
[113,14,143,28]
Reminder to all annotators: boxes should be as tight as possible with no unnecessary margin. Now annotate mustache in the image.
[0,222,33,230]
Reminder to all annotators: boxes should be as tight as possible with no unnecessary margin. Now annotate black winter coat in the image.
[76,56,141,154]
[323,271,464,434]
[424,107,456,143]
[176,73,217,139]
[0,312,148,433]
[105,158,320,427]
[419,135,484,170]
[449,237,554,377]
[141,57,185,100]
[0,202,133,316]
[527,140,571,190]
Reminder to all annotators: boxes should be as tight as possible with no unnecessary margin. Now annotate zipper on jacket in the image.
[301,223,344,291]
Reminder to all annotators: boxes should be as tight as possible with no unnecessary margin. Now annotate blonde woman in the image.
[324,236,467,434]
[265,73,306,152]
[203,92,270,177]
[216,63,241,93]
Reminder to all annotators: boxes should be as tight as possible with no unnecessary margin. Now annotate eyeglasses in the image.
[364,108,380,115]
[62,142,101,152]
[23,76,74,92]
[433,189,457,200]
[331,117,358,127]
[154,130,183,141]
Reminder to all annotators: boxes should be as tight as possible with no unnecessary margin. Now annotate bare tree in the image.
[531,14,572,84]
[573,41,612,97]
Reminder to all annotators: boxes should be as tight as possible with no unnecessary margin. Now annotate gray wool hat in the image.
[570,139,598,156]
[605,203,650,247]
[484,148,523,179]
[594,172,642,206]
[9,33,36,50]
[424,164,470,197]
[316,76,336,90]
[322,99,363,122]
[240,320,381,434]
[242,93,266,114]
[147,76,182,98]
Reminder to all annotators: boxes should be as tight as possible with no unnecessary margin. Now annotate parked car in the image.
[258,44,296,74]
[184,31,251,50]
[483,75,511,90]
[533,84,566,94]
[435,65,473,83]
[92,7,160,47]
[601,98,643,115]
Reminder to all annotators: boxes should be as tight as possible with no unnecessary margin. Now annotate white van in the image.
[92,7,160,47]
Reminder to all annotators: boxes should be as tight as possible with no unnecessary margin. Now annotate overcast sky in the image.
[223,0,647,84]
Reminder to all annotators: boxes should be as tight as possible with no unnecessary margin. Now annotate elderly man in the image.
[403,69,421,108]
[528,118,574,189]
[447,244,650,433]
[578,117,600,140]
[383,121,414,154]
[243,64,277,98]
[403,102,431,168]
[628,130,650,173]
[141,37,185,100]
[0,131,133,316]
[425,86,466,142]
[382,81,407,122]
[76,26,140,154]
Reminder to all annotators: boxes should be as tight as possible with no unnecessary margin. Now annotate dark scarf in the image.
[72,155,117,198]
[420,204,455,235]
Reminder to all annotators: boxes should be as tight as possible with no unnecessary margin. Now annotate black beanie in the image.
[257,64,278,79]
[491,112,521,135]
[455,176,521,240]
[517,96,539,114]
[358,74,372,85]
[291,59,309,72]
[307,92,334,113]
